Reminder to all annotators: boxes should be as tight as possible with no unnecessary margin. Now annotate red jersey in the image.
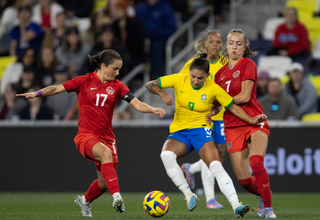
[215,58,265,128]
[63,72,130,141]
[273,22,309,55]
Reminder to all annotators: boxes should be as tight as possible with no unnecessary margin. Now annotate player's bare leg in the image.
[93,142,125,213]
[199,142,250,218]
[160,139,199,211]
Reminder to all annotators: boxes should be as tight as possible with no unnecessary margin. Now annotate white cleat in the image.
[113,196,125,213]
[75,195,92,217]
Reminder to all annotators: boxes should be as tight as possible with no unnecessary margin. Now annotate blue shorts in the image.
[167,127,214,154]
[211,120,226,145]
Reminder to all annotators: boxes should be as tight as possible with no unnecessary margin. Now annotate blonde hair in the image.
[194,29,223,57]
[220,29,257,65]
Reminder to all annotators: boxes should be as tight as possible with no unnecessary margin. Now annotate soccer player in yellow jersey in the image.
[146,53,267,218]
[180,30,227,209]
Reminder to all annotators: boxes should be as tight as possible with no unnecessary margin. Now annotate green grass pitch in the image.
[1,192,320,219]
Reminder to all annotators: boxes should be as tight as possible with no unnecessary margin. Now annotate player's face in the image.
[190,69,209,89]
[204,32,223,56]
[226,32,246,61]
[102,59,122,81]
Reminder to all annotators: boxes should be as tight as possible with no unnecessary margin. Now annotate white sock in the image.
[82,195,90,205]
[160,151,193,200]
[112,192,121,200]
[201,162,215,202]
[209,160,239,211]
[189,159,203,174]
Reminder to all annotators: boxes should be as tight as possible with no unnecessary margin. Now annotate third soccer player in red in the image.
[17,49,166,217]
[214,29,277,219]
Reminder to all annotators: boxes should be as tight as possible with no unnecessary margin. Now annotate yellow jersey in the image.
[179,55,226,121]
[158,73,234,133]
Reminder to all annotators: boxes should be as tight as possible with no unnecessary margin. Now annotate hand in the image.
[206,112,214,125]
[279,50,288,56]
[160,92,174,106]
[152,108,166,118]
[250,114,268,125]
[16,92,37,99]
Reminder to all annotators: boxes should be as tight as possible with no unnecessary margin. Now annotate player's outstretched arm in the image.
[227,103,267,125]
[129,98,166,118]
[16,84,66,98]
[145,80,174,106]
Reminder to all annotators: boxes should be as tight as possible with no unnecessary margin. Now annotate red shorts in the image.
[225,122,270,153]
[74,133,118,171]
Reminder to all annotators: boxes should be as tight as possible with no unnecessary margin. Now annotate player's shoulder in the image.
[241,58,256,67]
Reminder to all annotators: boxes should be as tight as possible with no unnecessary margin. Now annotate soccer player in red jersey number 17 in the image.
[17,49,166,217]
[214,29,277,219]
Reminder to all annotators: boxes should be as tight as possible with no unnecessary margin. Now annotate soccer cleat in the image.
[112,197,125,213]
[181,163,195,190]
[206,198,224,209]
[74,195,92,217]
[256,197,265,217]
[235,203,250,218]
[186,194,199,211]
[265,207,277,218]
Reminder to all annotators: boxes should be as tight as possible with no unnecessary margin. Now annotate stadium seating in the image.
[312,40,320,59]
[0,56,16,79]
[301,112,320,121]
[286,0,318,13]
[257,55,292,78]
[262,17,285,40]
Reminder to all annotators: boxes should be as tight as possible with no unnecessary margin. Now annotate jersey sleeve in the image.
[214,68,222,85]
[178,58,194,74]
[214,84,234,108]
[242,60,257,82]
[63,75,86,93]
[118,80,130,98]
[158,74,181,89]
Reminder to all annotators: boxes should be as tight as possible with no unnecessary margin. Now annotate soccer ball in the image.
[143,191,170,217]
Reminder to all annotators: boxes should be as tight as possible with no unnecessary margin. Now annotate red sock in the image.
[250,155,272,207]
[238,176,261,196]
[101,163,120,195]
[85,179,106,203]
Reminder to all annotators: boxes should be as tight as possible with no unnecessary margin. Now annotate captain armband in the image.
[123,92,135,103]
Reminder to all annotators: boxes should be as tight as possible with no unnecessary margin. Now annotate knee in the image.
[209,160,223,171]
[160,151,177,163]
[249,155,264,173]
[98,148,113,162]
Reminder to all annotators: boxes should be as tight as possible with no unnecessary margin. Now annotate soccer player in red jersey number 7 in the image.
[16,49,166,217]
[214,29,277,219]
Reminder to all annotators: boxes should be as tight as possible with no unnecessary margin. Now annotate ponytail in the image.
[88,54,101,69]
[88,49,122,70]
[190,51,210,74]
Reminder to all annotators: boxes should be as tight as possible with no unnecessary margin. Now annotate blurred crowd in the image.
[1,0,319,122]
[252,4,320,121]
[0,0,220,121]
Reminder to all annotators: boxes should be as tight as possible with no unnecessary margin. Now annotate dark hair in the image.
[221,29,257,65]
[88,49,122,70]
[62,26,82,52]
[189,52,210,74]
